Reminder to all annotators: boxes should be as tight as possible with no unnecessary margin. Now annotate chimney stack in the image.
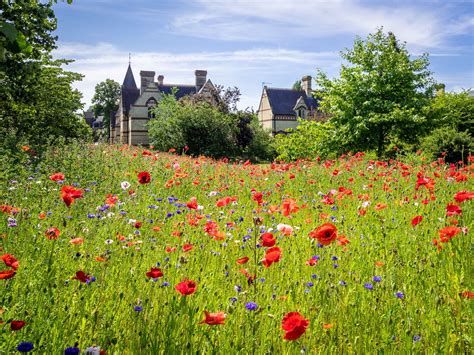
[140,70,155,94]
[301,75,312,96]
[195,70,207,91]
[157,75,164,86]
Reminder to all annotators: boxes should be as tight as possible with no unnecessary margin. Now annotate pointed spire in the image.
[123,63,137,89]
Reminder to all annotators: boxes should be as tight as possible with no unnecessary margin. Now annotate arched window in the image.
[297,107,306,119]
[147,98,157,119]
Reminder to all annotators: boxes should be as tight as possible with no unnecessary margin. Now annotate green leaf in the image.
[0,21,18,41]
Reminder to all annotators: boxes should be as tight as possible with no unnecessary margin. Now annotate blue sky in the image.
[52,0,474,110]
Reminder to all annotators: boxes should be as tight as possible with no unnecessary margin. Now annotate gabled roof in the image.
[266,88,318,115]
[123,64,137,89]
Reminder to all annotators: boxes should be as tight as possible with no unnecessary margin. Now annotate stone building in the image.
[257,75,325,134]
[111,65,217,145]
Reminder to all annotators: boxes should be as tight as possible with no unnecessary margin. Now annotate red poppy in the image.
[199,311,226,325]
[175,279,197,296]
[411,216,423,226]
[281,198,299,217]
[261,247,282,268]
[252,191,264,205]
[11,320,26,330]
[0,269,15,279]
[146,267,163,279]
[45,227,60,240]
[182,244,193,252]
[261,232,276,247]
[460,291,474,299]
[49,172,65,181]
[439,226,461,243]
[1,254,19,270]
[446,204,462,216]
[186,197,198,210]
[281,312,309,340]
[305,257,318,266]
[336,235,350,246]
[216,197,232,207]
[73,271,91,283]
[60,185,83,207]
[454,191,474,203]
[309,223,338,245]
[137,171,151,184]
[236,256,249,265]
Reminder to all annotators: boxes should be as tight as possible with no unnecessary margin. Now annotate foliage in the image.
[0,0,90,161]
[274,120,337,161]
[0,143,472,353]
[91,78,121,139]
[316,28,435,158]
[420,91,474,163]
[148,93,275,161]
[292,80,302,90]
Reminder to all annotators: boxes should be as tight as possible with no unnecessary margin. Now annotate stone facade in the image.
[257,75,326,134]
[111,65,217,145]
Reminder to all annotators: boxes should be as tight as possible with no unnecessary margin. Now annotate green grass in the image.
[0,144,472,354]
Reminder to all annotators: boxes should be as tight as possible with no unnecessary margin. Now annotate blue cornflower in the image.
[229,297,238,303]
[339,280,347,286]
[134,306,143,312]
[395,292,404,299]
[306,282,314,287]
[331,205,338,211]
[333,264,339,268]
[259,278,265,283]
[304,289,311,293]
[413,335,421,342]
[245,302,258,311]
[162,282,170,287]
[364,283,373,290]
[331,256,338,261]
[373,276,382,282]
[64,347,81,355]
[317,243,324,248]
[234,285,242,293]
[87,213,95,219]
[17,342,34,353]
[311,274,318,279]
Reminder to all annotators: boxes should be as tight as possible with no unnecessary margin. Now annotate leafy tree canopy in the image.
[316,28,435,158]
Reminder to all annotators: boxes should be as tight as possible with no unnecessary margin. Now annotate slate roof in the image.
[159,84,197,99]
[123,64,137,89]
[266,88,318,115]
[121,65,140,115]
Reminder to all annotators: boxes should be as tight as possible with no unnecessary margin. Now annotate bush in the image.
[274,120,337,161]
[421,127,472,163]
[148,93,275,161]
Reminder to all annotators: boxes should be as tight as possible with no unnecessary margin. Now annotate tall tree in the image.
[91,79,121,138]
[0,0,89,162]
[316,29,435,158]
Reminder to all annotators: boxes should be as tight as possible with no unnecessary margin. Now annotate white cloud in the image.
[53,42,341,110]
[170,0,471,49]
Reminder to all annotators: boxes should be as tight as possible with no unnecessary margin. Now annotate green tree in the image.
[91,79,121,139]
[316,29,435,158]
[292,80,302,90]
[421,91,473,162]
[0,0,90,163]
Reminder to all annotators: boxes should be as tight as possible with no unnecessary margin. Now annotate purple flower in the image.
[364,283,373,290]
[306,282,314,287]
[245,302,258,311]
[333,263,339,268]
[64,347,81,354]
[413,335,421,342]
[311,274,318,279]
[234,285,242,293]
[229,297,237,303]
[373,276,382,282]
[331,256,338,261]
[395,292,404,299]
[17,342,34,353]
[339,280,347,286]
[134,306,143,312]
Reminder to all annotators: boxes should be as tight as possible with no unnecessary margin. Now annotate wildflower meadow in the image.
[1,144,472,354]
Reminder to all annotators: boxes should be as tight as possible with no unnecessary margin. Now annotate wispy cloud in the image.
[54,42,341,110]
[170,0,473,49]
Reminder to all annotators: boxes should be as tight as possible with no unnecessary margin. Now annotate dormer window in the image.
[147,98,157,119]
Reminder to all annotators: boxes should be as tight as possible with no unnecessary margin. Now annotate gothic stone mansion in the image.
[110,65,217,145]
